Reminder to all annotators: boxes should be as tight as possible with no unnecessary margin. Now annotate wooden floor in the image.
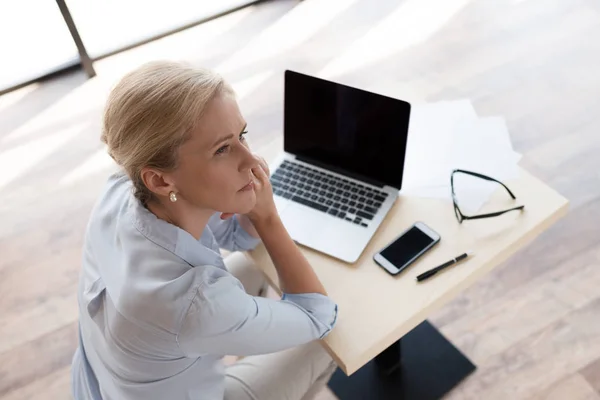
[1,0,600,398]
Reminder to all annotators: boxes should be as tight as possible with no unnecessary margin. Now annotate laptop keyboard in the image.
[269,160,389,227]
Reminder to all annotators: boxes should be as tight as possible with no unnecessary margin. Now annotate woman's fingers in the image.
[257,156,270,176]
[251,164,267,182]
[251,155,270,176]
[251,166,267,189]
[252,155,268,175]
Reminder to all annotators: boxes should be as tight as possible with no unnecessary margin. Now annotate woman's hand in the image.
[245,156,278,225]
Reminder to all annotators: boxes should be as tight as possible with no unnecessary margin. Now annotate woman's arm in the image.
[252,214,327,296]
[246,158,327,296]
[177,268,337,357]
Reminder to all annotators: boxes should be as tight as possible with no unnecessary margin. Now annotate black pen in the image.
[416,251,474,282]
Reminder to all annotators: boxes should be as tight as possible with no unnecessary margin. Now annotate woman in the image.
[71,61,338,400]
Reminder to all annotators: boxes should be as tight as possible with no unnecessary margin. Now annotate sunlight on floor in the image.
[216,0,359,74]
[0,122,87,190]
[59,147,116,186]
[318,0,470,79]
[0,83,39,113]
[230,70,274,100]
[1,77,107,145]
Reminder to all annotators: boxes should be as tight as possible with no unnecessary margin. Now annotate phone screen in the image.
[380,226,435,270]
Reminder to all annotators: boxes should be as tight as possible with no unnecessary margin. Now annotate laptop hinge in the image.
[295,155,393,189]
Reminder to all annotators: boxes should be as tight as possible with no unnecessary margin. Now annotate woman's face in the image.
[170,92,259,215]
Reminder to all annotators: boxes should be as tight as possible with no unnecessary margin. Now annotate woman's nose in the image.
[239,145,259,172]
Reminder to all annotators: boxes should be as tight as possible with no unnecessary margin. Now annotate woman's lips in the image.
[239,181,254,192]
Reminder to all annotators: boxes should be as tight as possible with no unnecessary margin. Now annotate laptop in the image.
[268,70,411,263]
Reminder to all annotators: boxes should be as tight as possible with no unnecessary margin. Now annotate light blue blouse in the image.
[71,172,338,400]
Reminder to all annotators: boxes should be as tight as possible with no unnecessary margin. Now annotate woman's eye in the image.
[215,131,247,156]
[215,145,229,155]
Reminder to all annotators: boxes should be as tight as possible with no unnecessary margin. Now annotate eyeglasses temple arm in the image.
[461,205,525,220]
[452,169,518,199]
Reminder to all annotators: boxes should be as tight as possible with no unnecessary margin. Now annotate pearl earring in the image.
[169,191,177,202]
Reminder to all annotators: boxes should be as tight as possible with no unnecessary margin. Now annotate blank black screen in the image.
[284,70,411,189]
[381,226,435,270]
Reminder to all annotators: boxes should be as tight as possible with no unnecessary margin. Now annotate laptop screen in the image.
[284,70,410,189]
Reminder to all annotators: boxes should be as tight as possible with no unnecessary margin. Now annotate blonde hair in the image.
[101,60,234,205]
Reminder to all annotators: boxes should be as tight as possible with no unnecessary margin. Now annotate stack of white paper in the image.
[401,99,521,214]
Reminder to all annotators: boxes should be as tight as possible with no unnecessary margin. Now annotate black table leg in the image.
[374,338,402,376]
[328,320,476,400]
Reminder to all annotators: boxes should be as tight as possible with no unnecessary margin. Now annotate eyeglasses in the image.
[451,169,524,223]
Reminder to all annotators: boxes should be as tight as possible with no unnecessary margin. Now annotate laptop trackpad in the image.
[282,204,325,245]
[274,196,291,216]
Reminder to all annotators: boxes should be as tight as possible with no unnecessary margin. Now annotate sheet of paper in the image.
[402,99,478,192]
[449,117,520,179]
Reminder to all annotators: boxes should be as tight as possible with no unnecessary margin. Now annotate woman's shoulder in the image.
[82,172,193,326]
[83,171,242,333]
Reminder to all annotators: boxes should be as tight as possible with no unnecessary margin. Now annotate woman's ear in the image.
[140,167,175,198]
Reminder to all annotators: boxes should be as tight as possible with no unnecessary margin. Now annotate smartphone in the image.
[373,222,441,276]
